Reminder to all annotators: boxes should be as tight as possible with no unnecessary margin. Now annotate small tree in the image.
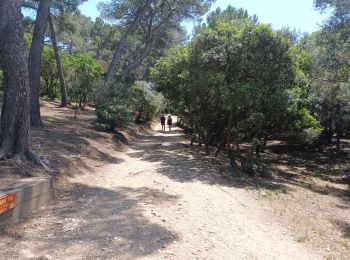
[66,53,104,108]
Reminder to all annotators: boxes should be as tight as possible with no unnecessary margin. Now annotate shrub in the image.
[96,103,132,131]
[131,81,165,123]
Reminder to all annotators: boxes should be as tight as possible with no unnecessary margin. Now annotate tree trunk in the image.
[205,135,210,155]
[215,135,226,157]
[226,111,238,168]
[262,133,268,152]
[48,13,67,107]
[190,134,196,146]
[104,0,153,88]
[326,125,333,145]
[336,132,341,151]
[123,44,152,76]
[29,0,52,128]
[0,0,31,158]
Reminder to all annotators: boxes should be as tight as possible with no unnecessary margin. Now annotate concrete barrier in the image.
[0,177,55,228]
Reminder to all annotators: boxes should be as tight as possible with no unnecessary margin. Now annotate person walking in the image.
[167,115,173,132]
[160,114,166,131]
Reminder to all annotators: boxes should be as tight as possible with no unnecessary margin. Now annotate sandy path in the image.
[0,123,319,260]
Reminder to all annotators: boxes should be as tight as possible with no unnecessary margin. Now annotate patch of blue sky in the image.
[79,0,329,34]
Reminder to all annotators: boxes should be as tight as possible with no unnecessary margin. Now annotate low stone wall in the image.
[0,177,55,228]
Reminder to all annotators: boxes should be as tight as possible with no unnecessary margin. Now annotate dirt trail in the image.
[0,122,320,260]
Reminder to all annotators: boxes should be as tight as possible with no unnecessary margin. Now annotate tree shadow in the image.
[267,143,349,180]
[332,219,350,239]
[0,184,179,259]
[126,130,350,204]
[30,111,124,176]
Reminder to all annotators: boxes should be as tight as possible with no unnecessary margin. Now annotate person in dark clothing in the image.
[167,115,173,131]
[160,114,166,131]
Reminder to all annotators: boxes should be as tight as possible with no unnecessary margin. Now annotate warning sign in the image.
[0,192,16,215]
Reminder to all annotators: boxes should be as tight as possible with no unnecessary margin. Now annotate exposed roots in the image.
[0,151,7,160]
[26,150,54,173]
[0,149,11,160]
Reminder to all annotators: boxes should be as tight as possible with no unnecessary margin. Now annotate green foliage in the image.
[296,108,323,143]
[40,46,60,99]
[89,17,120,62]
[95,79,133,130]
[96,79,164,130]
[303,19,350,143]
[131,81,165,123]
[314,0,350,26]
[24,32,33,48]
[152,20,321,171]
[96,103,132,130]
[65,53,104,108]
[201,5,258,32]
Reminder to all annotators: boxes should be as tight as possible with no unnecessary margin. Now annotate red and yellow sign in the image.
[0,192,16,215]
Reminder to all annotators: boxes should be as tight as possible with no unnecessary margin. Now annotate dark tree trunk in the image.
[104,0,153,88]
[123,44,152,76]
[190,134,196,146]
[205,136,210,155]
[326,125,333,145]
[0,0,31,158]
[262,133,268,152]
[336,132,341,151]
[226,111,238,168]
[198,134,202,146]
[215,135,226,157]
[204,125,210,155]
[29,0,51,128]
[135,110,142,123]
[48,13,67,107]
[255,141,260,156]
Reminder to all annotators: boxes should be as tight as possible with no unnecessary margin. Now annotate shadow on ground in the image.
[332,219,350,240]
[127,128,350,204]
[30,103,125,177]
[1,184,178,259]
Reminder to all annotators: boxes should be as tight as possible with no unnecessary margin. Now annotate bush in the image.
[131,81,165,123]
[96,104,132,131]
[95,80,165,131]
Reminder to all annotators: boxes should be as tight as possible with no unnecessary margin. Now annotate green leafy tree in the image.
[65,53,104,108]
[99,0,215,88]
[90,17,120,62]
[152,20,319,173]
[314,0,350,26]
[304,7,350,148]
[206,5,258,28]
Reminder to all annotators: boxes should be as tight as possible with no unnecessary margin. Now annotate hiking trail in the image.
[0,122,319,260]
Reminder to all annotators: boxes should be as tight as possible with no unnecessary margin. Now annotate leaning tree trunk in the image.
[48,13,67,107]
[103,0,153,89]
[0,0,31,159]
[29,0,52,127]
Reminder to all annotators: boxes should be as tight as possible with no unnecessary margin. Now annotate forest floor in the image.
[0,100,349,259]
